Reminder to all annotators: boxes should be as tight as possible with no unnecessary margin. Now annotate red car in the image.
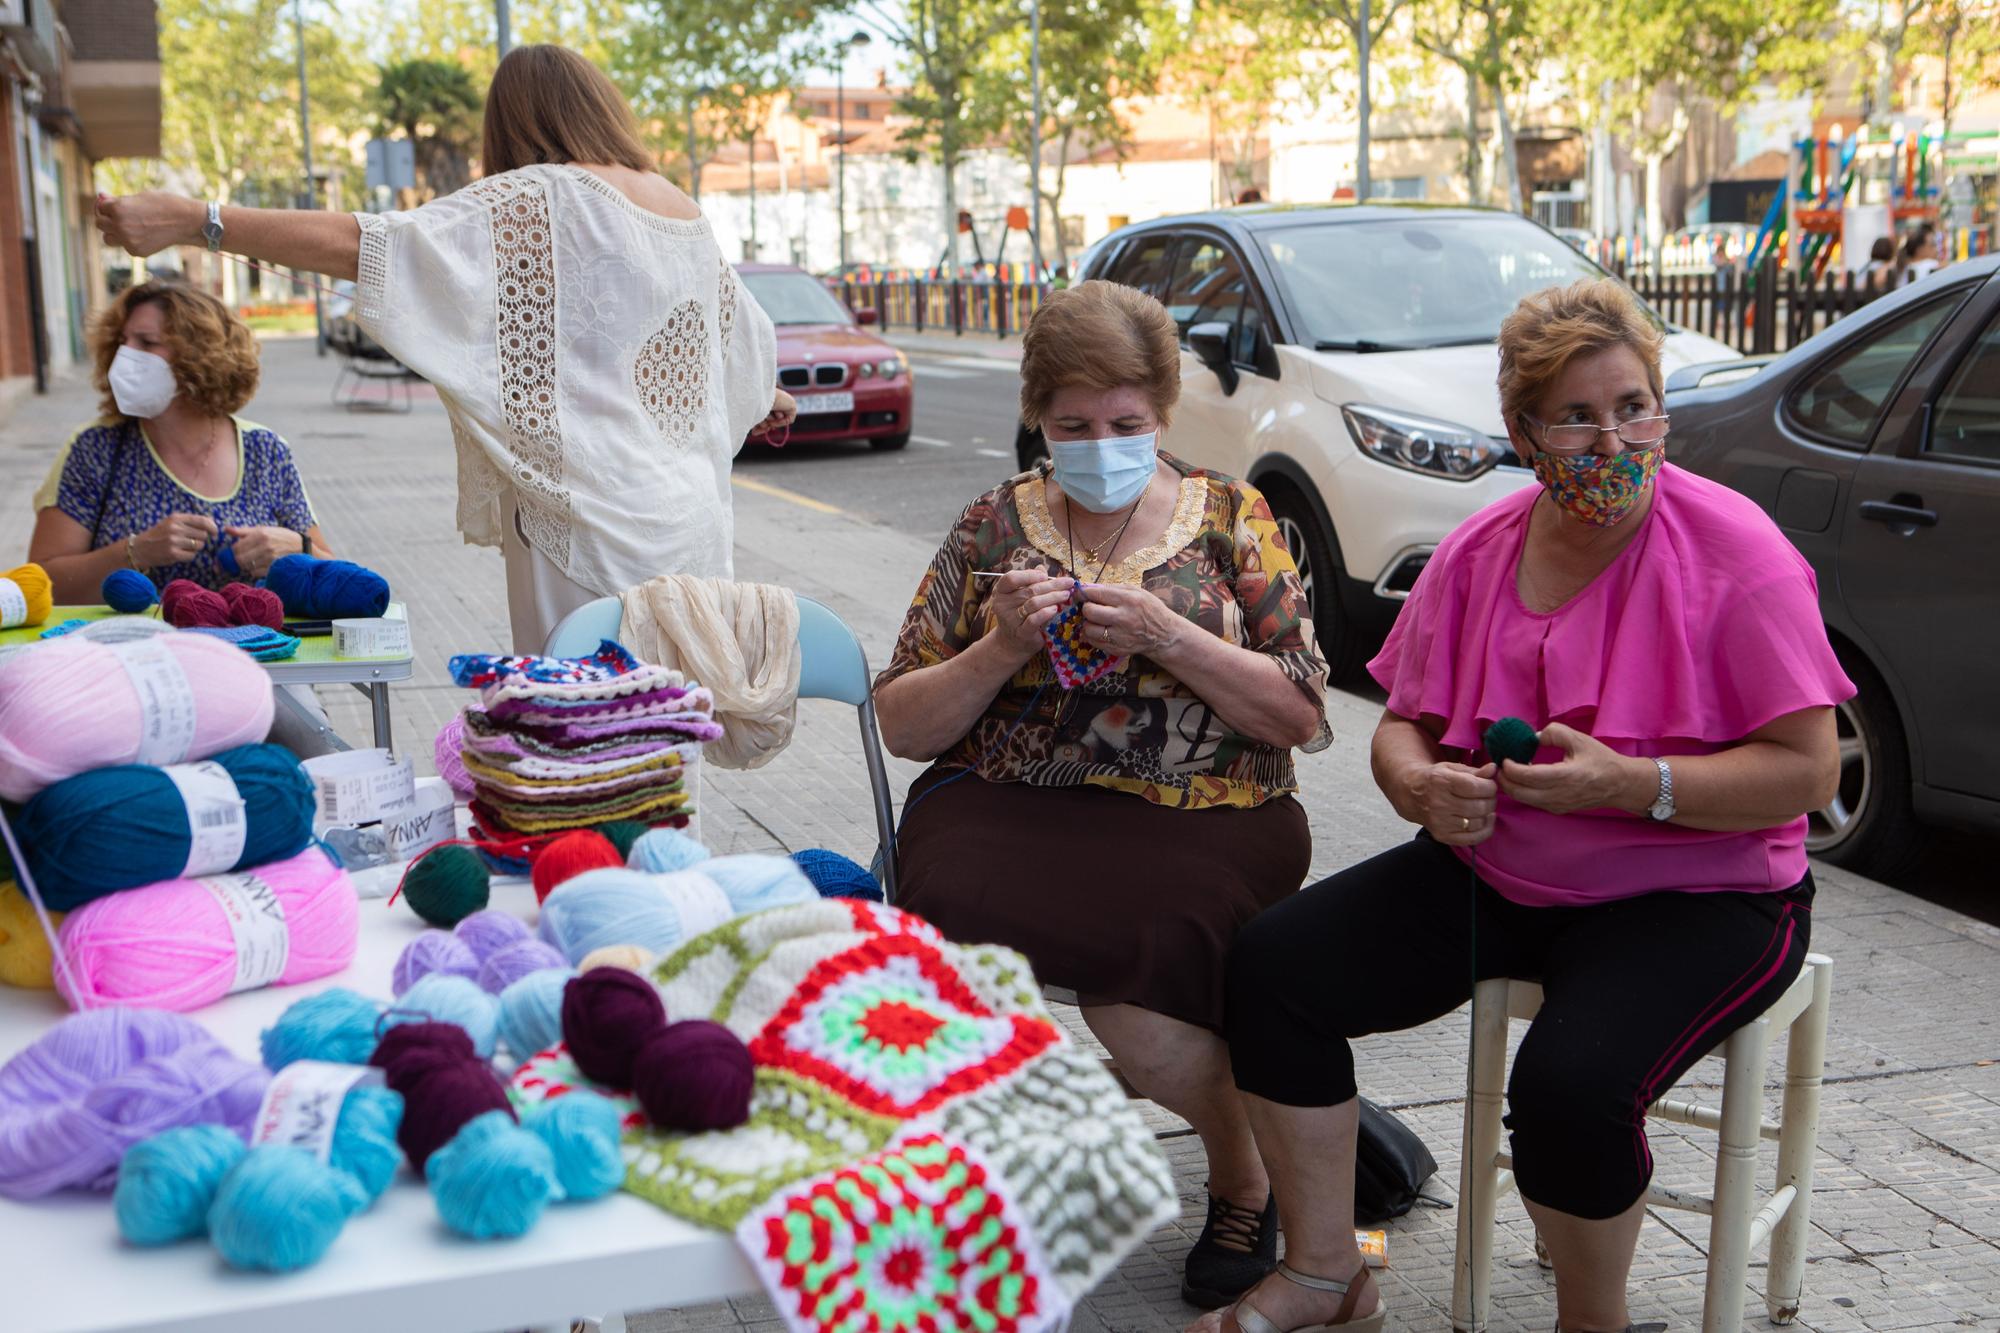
[737,263,912,451]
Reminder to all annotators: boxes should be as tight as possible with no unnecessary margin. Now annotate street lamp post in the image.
[836,31,873,273]
[1028,0,1042,278]
[495,0,511,55]
[292,0,324,356]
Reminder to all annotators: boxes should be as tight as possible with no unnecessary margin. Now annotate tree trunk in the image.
[942,145,961,271]
[1464,64,1483,204]
[1355,0,1372,199]
[1491,79,1522,213]
[1050,128,1075,269]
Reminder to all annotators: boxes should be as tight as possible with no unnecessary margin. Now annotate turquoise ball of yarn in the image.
[207,1145,367,1272]
[498,967,574,1059]
[525,1090,626,1200]
[330,1084,406,1201]
[261,988,385,1071]
[626,828,711,875]
[702,854,817,915]
[791,848,883,902]
[428,1109,562,1239]
[265,554,391,620]
[101,568,159,613]
[115,1124,247,1246]
[384,973,501,1060]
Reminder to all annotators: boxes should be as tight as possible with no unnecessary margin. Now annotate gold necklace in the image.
[1064,474,1154,582]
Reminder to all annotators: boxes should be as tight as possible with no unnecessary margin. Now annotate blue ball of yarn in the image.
[19,742,316,911]
[383,973,501,1060]
[207,1144,367,1272]
[498,967,574,1059]
[330,1084,406,1202]
[265,554,390,620]
[114,1124,247,1245]
[626,828,711,874]
[702,854,817,915]
[525,1091,626,1201]
[261,988,385,1071]
[791,848,883,902]
[101,568,159,613]
[537,868,710,964]
[428,1109,562,1239]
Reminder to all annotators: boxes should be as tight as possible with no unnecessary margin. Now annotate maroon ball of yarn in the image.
[630,1020,754,1133]
[561,968,667,1089]
[368,1020,475,1083]
[368,1021,512,1173]
[159,578,231,628]
[222,582,285,628]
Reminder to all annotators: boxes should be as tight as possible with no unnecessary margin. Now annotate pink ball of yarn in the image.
[394,929,479,997]
[433,715,474,801]
[160,580,232,628]
[56,846,360,1012]
[0,632,276,802]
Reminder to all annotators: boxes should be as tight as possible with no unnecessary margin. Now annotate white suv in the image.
[1017,206,1738,679]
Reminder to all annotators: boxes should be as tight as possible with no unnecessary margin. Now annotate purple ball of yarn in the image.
[393,929,480,997]
[366,1021,510,1175]
[631,1020,753,1134]
[0,1008,270,1201]
[476,938,568,995]
[561,968,666,1090]
[453,909,532,965]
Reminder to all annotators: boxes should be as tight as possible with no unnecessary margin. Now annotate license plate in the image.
[795,392,854,414]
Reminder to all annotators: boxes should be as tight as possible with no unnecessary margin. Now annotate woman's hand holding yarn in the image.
[221,525,306,579]
[986,568,1070,660]
[749,388,797,440]
[1077,582,1186,661]
[1497,721,1654,816]
[1410,760,1499,847]
[133,512,218,567]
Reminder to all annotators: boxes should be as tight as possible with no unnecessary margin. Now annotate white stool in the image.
[1452,953,1833,1332]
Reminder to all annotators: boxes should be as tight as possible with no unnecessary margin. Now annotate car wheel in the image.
[1805,649,1918,880]
[870,432,911,452]
[1016,424,1048,471]
[1261,480,1367,686]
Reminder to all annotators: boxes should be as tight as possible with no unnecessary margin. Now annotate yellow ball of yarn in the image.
[0,564,52,630]
[0,881,62,989]
[578,944,654,975]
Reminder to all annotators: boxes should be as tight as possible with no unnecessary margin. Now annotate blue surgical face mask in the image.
[1048,432,1158,513]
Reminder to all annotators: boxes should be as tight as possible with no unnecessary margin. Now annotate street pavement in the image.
[2,339,1998,1331]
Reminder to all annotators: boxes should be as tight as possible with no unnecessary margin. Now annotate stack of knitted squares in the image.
[447,641,723,837]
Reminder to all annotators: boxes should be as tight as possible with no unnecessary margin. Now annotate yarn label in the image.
[304,748,417,827]
[199,871,290,994]
[0,577,24,628]
[333,617,412,661]
[382,777,455,859]
[252,1060,382,1165]
[165,760,248,876]
[109,638,200,766]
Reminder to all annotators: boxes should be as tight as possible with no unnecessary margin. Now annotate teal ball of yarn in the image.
[331,1084,406,1202]
[265,554,391,619]
[101,568,159,613]
[428,1110,562,1239]
[261,988,385,1071]
[702,854,817,915]
[626,828,711,874]
[384,973,501,1060]
[525,1090,626,1200]
[498,967,575,1059]
[1483,716,1541,767]
[791,848,883,902]
[207,1145,367,1272]
[114,1124,247,1246]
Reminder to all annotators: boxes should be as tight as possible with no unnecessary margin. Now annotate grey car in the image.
[1667,254,2000,878]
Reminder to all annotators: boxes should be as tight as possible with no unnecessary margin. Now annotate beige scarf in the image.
[618,576,800,769]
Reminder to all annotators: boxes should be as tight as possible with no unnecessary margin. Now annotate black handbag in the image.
[1353,1097,1439,1224]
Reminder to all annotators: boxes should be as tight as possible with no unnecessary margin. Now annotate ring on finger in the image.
[1460,816,1471,831]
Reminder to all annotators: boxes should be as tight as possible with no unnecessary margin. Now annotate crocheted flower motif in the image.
[740,1131,1068,1333]
[750,934,1059,1121]
[634,299,710,443]
[1042,598,1123,688]
[509,1041,645,1131]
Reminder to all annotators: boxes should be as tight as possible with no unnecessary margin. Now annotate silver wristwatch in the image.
[203,201,224,253]
[1647,757,1676,821]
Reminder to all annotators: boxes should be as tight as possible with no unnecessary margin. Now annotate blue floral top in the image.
[34,418,316,590]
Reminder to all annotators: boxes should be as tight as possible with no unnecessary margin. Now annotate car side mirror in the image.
[1188,322,1239,396]
[854,308,880,326]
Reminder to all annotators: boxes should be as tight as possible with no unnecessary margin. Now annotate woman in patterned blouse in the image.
[874,281,1332,1311]
[29,281,331,601]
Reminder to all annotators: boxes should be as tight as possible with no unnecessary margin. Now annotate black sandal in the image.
[1182,1188,1279,1308]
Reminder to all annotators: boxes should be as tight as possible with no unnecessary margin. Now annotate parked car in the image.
[738,263,912,451]
[1018,204,1738,678]
[1666,253,2000,877]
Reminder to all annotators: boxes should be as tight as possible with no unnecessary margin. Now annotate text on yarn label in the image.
[165,760,248,876]
[252,1060,381,1164]
[0,578,25,628]
[199,871,289,993]
[109,638,200,766]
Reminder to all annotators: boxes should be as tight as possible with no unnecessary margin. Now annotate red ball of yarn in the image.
[368,1021,512,1173]
[159,579,231,628]
[561,968,666,1089]
[531,829,625,905]
[631,1020,754,1133]
[222,582,285,629]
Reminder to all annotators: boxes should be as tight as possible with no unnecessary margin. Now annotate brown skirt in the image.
[893,767,1311,1032]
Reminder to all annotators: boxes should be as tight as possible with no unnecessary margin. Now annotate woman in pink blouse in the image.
[1195,280,1852,1333]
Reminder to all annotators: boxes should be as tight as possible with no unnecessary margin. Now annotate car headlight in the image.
[859,361,876,378]
[876,357,904,379]
[1341,404,1506,480]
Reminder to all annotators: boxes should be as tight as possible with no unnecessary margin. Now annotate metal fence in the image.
[836,279,1047,339]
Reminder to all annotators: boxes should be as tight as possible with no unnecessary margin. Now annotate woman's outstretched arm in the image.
[95,193,361,283]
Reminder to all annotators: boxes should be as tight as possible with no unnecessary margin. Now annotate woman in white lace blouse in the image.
[96,45,795,651]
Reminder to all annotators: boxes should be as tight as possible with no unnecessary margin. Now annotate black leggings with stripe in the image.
[1225,833,1813,1220]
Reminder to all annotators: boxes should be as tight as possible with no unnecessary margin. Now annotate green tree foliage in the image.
[1409,0,1541,210]
[373,59,483,200]
[1158,0,1297,206]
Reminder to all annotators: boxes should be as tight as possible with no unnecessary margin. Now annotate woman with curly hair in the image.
[28,280,331,600]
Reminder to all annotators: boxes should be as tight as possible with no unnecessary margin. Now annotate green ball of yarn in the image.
[596,821,651,859]
[1482,716,1540,766]
[402,845,491,928]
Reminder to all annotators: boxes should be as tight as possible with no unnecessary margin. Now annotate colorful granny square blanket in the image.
[1041,591,1124,689]
[447,639,643,689]
[507,899,1176,1333]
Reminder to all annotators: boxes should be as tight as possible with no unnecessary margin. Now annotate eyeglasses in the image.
[1521,413,1671,455]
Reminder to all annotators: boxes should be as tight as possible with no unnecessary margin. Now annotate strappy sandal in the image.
[1222,1261,1386,1333]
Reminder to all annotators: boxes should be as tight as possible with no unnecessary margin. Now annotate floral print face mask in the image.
[1529,445,1665,527]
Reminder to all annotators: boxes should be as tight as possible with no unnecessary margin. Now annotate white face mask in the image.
[108,345,179,419]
